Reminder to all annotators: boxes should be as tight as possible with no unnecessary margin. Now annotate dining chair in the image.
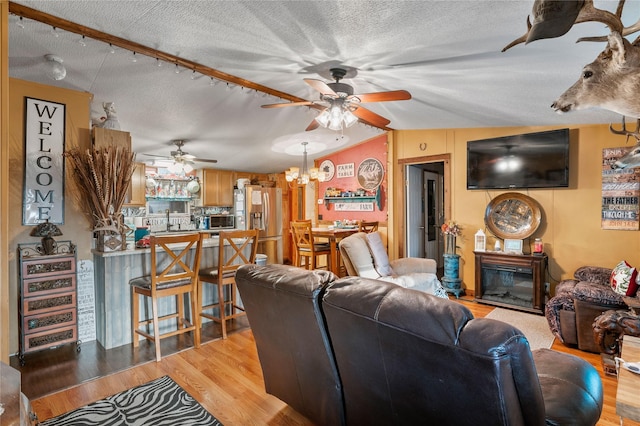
[130,232,203,362]
[358,220,379,233]
[198,229,259,339]
[290,220,331,271]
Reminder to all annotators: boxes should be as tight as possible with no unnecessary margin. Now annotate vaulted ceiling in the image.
[8,1,628,173]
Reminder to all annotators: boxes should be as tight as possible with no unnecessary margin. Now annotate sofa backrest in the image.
[322,277,547,426]
[235,264,344,426]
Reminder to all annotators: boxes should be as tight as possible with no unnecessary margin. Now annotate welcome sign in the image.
[23,97,66,225]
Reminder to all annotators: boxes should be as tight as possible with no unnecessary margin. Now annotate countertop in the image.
[92,233,222,258]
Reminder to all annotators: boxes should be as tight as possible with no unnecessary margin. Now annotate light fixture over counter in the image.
[285,142,327,185]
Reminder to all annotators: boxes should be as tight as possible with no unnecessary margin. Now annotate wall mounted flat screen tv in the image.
[467,128,570,190]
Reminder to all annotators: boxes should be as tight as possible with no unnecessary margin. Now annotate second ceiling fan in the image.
[262,67,411,131]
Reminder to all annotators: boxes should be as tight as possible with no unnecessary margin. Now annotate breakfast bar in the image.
[92,234,244,349]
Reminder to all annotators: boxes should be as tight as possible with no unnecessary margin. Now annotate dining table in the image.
[312,227,359,276]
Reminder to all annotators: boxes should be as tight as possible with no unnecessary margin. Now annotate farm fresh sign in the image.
[23,97,66,225]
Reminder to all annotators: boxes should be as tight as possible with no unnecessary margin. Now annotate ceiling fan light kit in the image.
[262,67,411,132]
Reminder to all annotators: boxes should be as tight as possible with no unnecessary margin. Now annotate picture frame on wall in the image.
[337,163,354,178]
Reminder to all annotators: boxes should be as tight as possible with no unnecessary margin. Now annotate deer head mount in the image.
[504,0,640,119]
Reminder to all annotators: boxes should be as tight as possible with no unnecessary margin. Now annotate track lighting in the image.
[131,52,137,62]
[50,26,59,37]
[78,35,87,47]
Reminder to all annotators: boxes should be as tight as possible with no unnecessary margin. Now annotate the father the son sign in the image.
[23,97,66,225]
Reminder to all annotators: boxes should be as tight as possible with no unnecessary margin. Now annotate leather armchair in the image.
[338,231,448,298]
[545,266,626,353]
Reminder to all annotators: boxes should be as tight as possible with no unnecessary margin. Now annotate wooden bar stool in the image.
[130,232,204,362]
[290,220,331,270]
[198,229,259,339]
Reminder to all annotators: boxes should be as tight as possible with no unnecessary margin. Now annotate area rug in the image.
[485,307,555,350]
[39,375,222,426]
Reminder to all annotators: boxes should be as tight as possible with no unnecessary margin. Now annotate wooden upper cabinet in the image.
[125,162,146,206]
[202,169,234,206]
[92,127,131,150]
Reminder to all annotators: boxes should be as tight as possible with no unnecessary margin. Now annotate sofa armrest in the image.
[572,281,625,306]
[390,258,437,275]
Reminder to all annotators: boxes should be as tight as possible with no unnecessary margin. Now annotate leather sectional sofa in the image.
[236,264,603,426]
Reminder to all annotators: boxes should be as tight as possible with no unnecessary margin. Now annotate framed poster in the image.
[23,97,66,225]
[319,159,335,181]
[602,147,640,230]
[337,163,354,178]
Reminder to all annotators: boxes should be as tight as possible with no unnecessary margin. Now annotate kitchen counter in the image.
[92,234,250,349]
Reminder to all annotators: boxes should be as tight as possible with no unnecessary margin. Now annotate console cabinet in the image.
[17,243,79,363]
[474,251,547,314]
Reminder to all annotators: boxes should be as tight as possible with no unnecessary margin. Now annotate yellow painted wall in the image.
[6,78,92,354]
[394,124,640,295]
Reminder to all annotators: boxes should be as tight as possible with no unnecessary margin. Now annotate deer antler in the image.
[503,0,626,51]
[609,116,640,143]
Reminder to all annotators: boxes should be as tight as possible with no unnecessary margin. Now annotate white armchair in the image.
[338,232,448,298]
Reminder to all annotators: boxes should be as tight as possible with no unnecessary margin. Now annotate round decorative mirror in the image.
[484,192,542,240]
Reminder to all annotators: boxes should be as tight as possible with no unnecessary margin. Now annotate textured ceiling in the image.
[8,0,633,173]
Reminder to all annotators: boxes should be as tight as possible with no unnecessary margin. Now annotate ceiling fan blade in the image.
[305,118,320,131]
[304,78,337,97]
[352,106,391,128]
[140,153,172,159]
[261,101,315,108]
[193,157,218,164]
[351,90,412,103]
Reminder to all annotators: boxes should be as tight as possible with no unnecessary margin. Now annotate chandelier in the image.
[314,99,359,131]
[285,142,327,185]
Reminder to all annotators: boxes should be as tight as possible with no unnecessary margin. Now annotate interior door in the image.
[405,165,424,257]
[424,170,444,266]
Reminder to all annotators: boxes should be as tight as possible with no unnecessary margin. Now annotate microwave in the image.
[209,214,234,230]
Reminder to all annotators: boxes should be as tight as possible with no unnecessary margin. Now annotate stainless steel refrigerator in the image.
[234,185,282,264]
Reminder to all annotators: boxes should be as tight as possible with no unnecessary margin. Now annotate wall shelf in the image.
[324,196,380,210]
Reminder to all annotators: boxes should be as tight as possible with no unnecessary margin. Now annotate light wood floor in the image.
[30,298,640,426]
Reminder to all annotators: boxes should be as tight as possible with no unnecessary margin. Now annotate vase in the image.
[445,234,456,254]
[96,231,124,252]
[442,253,464,298]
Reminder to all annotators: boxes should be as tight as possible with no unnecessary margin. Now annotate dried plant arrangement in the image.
[65,146,136,237]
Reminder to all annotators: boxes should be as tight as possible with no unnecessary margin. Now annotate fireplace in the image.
[474,251,548,314]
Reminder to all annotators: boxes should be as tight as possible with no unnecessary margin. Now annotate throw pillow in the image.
[610,260,639,296]
[366,232,394,277]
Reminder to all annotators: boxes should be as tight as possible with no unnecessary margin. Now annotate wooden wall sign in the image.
[23,97,66,225]
[602,147,640,230]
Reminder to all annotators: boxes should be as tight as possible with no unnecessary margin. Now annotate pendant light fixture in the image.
[285,142,327,185]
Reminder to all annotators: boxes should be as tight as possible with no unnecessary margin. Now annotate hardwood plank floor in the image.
[25,298,640,425]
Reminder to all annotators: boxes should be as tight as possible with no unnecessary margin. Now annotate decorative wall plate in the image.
[484,192,542,240]
[319,159,335,181]
[357,158,385,190]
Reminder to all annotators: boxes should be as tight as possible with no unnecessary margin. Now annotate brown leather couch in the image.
[236,264,603,426]
[545,266,626,353]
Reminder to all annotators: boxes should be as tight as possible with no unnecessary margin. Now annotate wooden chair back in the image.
[290,220,315,251]
[358,221,379,234]
[150,232,203,293]
[217,229,260,278]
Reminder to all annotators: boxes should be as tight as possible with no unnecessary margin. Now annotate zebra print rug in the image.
[39,375,222,426]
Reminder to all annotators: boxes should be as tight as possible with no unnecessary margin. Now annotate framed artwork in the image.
[484,192,541,240]
[337,163,354,178]
[23,97,66,225]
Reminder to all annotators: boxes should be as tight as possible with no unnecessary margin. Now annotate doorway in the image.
[405,161,446,268]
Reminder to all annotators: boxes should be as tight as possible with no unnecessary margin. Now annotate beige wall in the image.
[6,78,92,354]
[393,124,640,294]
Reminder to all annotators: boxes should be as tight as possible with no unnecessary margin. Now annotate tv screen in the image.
[467,128,570,190]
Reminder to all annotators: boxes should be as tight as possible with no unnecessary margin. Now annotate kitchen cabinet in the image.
[124,162,146,206]
[202,169,234,206]
[17,242,79,364]
[92,127,131,150]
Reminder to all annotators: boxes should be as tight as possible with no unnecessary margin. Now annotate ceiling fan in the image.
[261,67,411,131]
[140,140,218,166]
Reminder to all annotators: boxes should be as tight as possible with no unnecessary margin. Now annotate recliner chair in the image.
[545,265,626,353]
[338,231,448,298]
